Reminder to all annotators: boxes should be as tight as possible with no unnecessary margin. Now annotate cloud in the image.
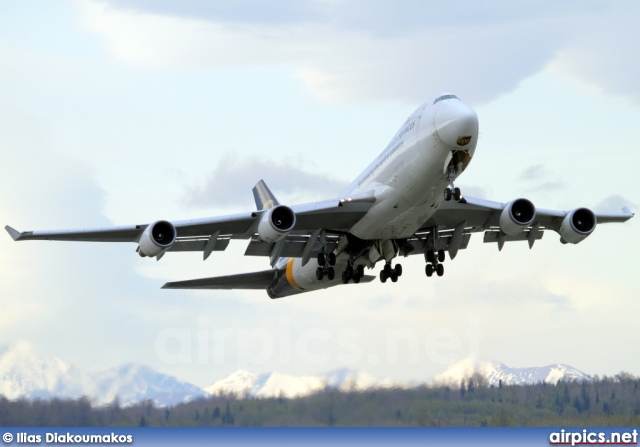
[594,195,637,214]
[520,164,547,181]
[519,164,565,193]
[439,276,574,312]
[184,153,348,209]
[73,0,640,105]
[0,100,203,371]
[549,3,640,102]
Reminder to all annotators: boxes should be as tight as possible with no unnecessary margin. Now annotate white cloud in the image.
[74,0,640,105]
[184,153,348,209]
[549,2,640,102]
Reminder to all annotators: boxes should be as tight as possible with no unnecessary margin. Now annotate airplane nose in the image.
[434,100,479,149]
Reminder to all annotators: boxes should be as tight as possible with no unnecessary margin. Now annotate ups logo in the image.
[457,136,472,146]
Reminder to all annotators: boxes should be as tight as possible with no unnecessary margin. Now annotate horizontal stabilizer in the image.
[5,225,21,241]
[358,275,377,283]
[162,270,276,290]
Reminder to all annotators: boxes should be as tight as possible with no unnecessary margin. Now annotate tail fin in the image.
[252,180,280,211]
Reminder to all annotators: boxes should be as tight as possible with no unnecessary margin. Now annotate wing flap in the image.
[483,229,544,243]
[167,238,230,253]
[244,235,339,258]
[162,270,277,290]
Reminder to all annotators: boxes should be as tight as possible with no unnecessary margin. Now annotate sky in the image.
[1,0,639,388]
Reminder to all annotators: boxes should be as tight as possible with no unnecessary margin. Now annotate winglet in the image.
[252,180,280,211]
[5,225,22,241]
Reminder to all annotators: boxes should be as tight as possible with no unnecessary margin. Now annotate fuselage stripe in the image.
[285,258,301,289]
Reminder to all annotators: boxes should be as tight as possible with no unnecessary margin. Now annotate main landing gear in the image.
[342,263,365,284]
[425,249,445,277]
[380,263,403,283]
[316,252,336,281]
[443,165,462,202]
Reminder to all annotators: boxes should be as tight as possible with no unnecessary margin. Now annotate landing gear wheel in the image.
[391,272,398,283]
[380,270,388,283]
[316,267,324,280]
[328,252,336,266]
[436,263,444,277]
[342,271,349,284]
[453,187,461,201]
[356,265,365,278]
[426,250,435,263]
[383,263,392,276]
[346,264,354,278]
[395,264,403,277]
[327,267,335,280]
[438,249,446,263]
[317,253,326,266]
[444,188,452,201]
[353,275,361,284]
[426,264,434,277]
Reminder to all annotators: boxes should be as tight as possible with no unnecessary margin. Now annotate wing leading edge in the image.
[419,195,634,252]
[4,180,375,257]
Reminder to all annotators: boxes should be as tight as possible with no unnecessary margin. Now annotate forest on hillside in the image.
[2,373,640,427]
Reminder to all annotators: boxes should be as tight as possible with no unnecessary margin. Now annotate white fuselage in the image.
[341,93,478,240]
[272,93,479,296]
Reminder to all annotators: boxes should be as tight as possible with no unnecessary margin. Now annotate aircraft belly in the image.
[350,138,450,240]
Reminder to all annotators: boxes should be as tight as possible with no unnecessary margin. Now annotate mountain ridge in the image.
[1,342,592,405]
[431,357,591,387]
[0,341,205,407]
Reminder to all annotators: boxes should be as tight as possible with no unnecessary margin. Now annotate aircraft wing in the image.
[4,196,374,258]
[425,195,634,229]
[405,195,634,257]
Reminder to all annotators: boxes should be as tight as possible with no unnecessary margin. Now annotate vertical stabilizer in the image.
[253,180,280,211]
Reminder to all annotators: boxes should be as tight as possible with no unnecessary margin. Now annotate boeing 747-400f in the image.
[5,93,634,298]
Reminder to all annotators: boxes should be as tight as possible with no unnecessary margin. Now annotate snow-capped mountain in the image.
[1,342,594,406]
[432,357,591,387]
[0,341,205,406]
[0,341,91,400]
[205,368,394,398]
[90,364,206,406]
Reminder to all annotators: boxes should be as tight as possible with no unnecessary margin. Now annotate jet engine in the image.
[499,198,536,235]
[257,205,296,243]
[138,220,177,257]
[559,208,596,244]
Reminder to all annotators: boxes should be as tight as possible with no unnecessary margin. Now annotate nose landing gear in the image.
[444,165,462,202]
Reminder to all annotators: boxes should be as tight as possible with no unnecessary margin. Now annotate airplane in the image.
[5,93,634,298]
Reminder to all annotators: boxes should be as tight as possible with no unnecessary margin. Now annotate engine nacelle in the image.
[499,198,536,236]
[138,220,177,257]
[257,205,296,243]
[559,208,596,244]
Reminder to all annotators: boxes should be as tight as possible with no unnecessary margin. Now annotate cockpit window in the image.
[433,94,459,105]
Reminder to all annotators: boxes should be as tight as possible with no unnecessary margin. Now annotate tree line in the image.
[2,372,640,426]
